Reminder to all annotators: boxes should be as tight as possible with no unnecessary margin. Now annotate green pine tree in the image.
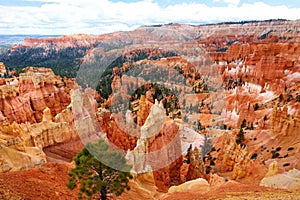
[241,119,247,129]
[185,144,193,164]
[67,139,133,200]
[236,127,245,145]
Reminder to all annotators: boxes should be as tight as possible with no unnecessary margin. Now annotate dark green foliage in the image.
[0,46,87,78]
[195,120,205,131]
[13,68,25,77]
[216,47,228,52]
[205,166,212,174]
[128,83,180,116]
[253,103,260,111]
[287,94,293,102]
[174,64,184,74]
[96,49,177,100]
[236,127,245,145]
[185,144,193,164]
[257,30,273,40]
[67,139,132,200]
[219,123,227,130]
[241,119,247,129]
[296,94,300,102]
[201,135,213,161]
[227,40,237,46]
[236,119,247,145]
[224,77,244,90]
[203,19,287,26]
[279,93,283,102]
[271,150,280,159]
[182,115,188,122]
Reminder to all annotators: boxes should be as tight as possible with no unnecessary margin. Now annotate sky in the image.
[0,0,300,35]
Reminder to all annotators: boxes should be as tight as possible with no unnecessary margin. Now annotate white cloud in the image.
[213,0,240,6]
[224,0,240,6]
[0,0,299,35]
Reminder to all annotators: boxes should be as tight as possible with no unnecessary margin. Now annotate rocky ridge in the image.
[0,19,299,198]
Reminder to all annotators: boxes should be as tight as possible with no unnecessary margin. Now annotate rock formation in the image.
[98,110,138,150]
[0,19,299,198]
[0,62,6,77]
[126,100,184,192]
[149,120,182,192]
[0,68,76,172]
[271,105,300,138]
[214,132,252,180]
[0,104,76,172]
[260,168,300,190]
[137,95,153,127]
[186,147,206,181]
[265,161,279,177]
[0,67,71,124]
[168,178,209,193]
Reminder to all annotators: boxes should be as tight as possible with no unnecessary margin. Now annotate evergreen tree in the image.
[67,139,132,200]
[185,144,193,164]
[241,119,247,129]
[253,103,259,111]
[236,127,245,145]
[201,135,213,161]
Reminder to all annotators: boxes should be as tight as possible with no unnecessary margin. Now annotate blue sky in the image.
[0,0,300,35]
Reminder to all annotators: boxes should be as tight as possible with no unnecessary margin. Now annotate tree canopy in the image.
[67,138,133,200]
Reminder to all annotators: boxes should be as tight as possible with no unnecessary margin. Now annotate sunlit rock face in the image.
[0,68,76,172]
[124,101,184,192]
[0,105,76,173]
[260,162,300,190]
[0,62,6,77]
[213,132,253,180]
[0,67,72,124]
[148,120,182,192]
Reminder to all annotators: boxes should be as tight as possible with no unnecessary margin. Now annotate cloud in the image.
[0,0,299,35]
[225,0,240,6]
[213,0,240,6]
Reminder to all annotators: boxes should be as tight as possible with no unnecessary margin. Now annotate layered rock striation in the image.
[0,68,75,172]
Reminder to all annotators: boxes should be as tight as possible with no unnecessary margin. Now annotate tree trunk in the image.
[100,187,107,200]
[98,164,107,200]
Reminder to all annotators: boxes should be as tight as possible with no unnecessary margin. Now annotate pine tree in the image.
[67,139,133,200]
[241,119,247,129]
[201,135,213,161]
[236,127,245,145]
[185,144,193,164]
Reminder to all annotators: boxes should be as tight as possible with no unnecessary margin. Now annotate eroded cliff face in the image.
[186,147,206,181]
[124,101,184,192]
[271,105,300,139]
[97,110,138,150]
[213,132,253,180]
[0,104,76,173]
[0,67,72,124]
[0,68,76,172]
[149,120,182,192]
[0,20,299,198]
[0,62,6,77]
